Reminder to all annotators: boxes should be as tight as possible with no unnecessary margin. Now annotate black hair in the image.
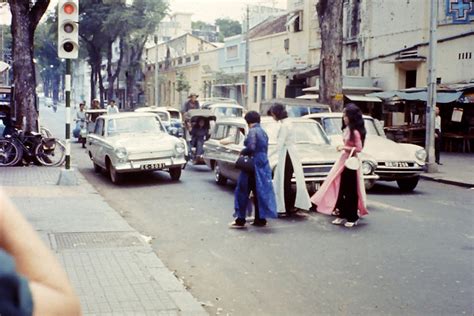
[244,111,260,124]
[342,103,366,146]
[269,102,288,121]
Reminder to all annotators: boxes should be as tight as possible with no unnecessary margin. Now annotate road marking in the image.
[368,201,413,213]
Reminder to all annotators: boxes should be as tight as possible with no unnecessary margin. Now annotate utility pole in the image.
[244,5,250,108]
[425,0,438,173]
[154,35,159,106]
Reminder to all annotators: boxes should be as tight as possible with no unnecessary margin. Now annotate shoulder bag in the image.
[344,147,360,170]
[235,155,255,173]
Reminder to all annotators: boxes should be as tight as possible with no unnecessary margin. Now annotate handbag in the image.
[344,147,360,170]
[235,155,254,173]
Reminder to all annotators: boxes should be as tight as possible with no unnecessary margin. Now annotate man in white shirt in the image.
[434,106,442,165]
[106,100,119,115]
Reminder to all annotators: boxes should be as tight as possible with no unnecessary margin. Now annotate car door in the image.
[224,125,246,180]
[203,123,226,167]
[88,118,105,167]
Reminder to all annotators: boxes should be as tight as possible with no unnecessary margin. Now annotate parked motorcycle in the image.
[73,118,87,148]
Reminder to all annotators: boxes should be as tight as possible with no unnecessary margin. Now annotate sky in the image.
[0,0,288,25]
[168,0,287,23]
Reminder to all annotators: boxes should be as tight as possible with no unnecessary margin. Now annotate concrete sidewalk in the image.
[0,167,207,316]
[420,152,474,188]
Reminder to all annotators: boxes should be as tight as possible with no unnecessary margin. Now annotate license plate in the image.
[140,163,166,170]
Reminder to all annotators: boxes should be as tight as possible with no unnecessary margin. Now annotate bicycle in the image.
[0,129,66,167]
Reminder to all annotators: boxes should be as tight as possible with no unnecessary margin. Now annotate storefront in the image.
[368,82,474,153]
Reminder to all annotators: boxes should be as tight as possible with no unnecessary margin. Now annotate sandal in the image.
[344,220,359,228]
[331,218,345,225]
[331,208,340,216]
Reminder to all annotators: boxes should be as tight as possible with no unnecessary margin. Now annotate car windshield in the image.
[322,117,380,136]
[107,116,166,136]
[214,107,243,117]
[261,121,329,145]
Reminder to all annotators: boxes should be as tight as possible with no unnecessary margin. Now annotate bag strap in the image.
[348,147,356,157]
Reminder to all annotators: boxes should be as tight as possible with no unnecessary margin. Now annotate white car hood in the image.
[109,133,177,152]
[329,134,420,161]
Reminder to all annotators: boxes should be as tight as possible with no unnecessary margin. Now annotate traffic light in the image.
[57,0,79,59]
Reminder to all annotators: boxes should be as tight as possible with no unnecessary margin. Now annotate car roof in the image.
[135,106,168,114]
[261,98,331,107]
[102,112,158,119]
[303,112,373,119]
[208,103,244,109]
[215,116,318,126]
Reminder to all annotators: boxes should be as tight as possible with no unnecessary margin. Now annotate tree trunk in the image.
[316,0,344,112]
[90,64,96,101]
[9,0,50,131]
[106,37,125,102]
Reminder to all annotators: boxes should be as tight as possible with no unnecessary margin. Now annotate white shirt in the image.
[435,115,441,132]
[106,105,119,115]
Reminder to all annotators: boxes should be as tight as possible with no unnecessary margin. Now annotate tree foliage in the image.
[215,18,242,42]
[79,0,167,108]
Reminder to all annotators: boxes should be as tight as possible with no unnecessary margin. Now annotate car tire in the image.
[108,162,122,184]
[215,164,227,186]
[169,167,182,181]
[396,176,419,192]
[364,179,376,191]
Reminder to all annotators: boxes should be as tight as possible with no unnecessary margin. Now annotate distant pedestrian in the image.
[435,106,442,165]
[182,93,200,114]
[88,99,101,123]
[269,103,311,214]
[190,118,207,162]
[231,111,277,228]
[0,190,81,315]
[106,100,119,115]
[311,103,368,227]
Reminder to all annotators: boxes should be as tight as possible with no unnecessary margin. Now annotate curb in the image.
[420,174,474,188]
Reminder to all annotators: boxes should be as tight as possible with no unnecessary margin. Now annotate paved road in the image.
[42,106,473,315]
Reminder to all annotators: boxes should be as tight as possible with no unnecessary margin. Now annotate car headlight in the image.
[362,161,374,175]
[175,142,185,155]
[115,147,128,160]
[415,149,427,162]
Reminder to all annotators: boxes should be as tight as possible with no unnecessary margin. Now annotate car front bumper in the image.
[115,156,187,173]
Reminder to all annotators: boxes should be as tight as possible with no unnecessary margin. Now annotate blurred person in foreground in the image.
[0,190,81,315]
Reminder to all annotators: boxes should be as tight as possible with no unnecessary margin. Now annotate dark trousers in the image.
[335,168,359,222]
[284,153,296,213]
[236,173,262,224]
[435,130,441,163]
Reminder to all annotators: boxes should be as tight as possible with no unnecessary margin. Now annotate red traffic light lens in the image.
[63,42,74,53]
[63,3,75,14]
[63,23,74,33]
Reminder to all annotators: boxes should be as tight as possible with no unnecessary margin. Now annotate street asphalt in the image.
[41,104,473,316]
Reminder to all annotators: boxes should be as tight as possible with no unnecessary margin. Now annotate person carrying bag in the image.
[231,111,277,228]
[310,104,368,228]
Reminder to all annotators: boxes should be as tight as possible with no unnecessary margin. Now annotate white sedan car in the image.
[86,112,187,184]
[304,113,427,191]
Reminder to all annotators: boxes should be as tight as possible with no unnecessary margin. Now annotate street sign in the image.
[57,0,79,59]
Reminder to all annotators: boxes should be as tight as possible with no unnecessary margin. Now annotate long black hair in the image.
[342,103,366,146]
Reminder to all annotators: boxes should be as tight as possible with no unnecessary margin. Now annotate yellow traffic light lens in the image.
[63,42,74,53]
[63,23,74,33]
[63,3,75,14]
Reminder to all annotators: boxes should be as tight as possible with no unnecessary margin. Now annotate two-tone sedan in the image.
[203,117,378,193]
[86,112,187,184]
[304,113,427,191]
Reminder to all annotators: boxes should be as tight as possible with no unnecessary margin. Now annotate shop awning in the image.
[345,94,382,102]
[367,90,463,103]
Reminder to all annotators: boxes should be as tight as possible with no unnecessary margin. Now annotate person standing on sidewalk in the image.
[435,106,442,165]
[311,104,369,227]
[106,100,119,115]
[269,103,311,215]
[0,190,81,315]
[231,111,277,228]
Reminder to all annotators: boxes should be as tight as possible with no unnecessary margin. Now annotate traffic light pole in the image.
[65,59,71,169]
